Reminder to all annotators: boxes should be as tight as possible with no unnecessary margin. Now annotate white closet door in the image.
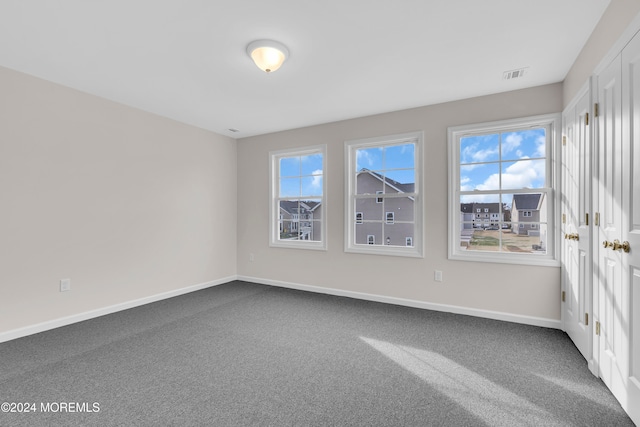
[596,52,629,411]
[621,29,640,423]
[561,86,592,364]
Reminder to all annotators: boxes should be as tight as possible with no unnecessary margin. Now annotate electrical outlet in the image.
[249,253,255,262]
[434,271,443,282]
[60,278,71,292]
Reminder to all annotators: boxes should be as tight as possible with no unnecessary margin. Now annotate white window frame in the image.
[270,145,327,250]
[447,114,560,266]
[345,131,423,257]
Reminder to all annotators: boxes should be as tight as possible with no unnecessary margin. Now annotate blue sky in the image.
[356,143,415,184]
[460,128,546,203]
[279,153,323,197]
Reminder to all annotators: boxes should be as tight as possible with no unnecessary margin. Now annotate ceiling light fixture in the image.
[246,39,289,73]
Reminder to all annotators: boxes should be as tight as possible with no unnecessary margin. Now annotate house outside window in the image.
[270,145,326,250]
[345,132,423,257]
[448,114,559,266]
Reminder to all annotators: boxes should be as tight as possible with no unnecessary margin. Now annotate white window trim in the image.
[344,131,423,257]
[447,114,560,266]
[269,144,327,250]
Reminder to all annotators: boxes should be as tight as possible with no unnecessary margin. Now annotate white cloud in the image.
[535,135,546,157]
[356,149,373,168]
[462,143,498,163]
[475,160,545,191]
[502,133,522,154]
[310,169,322,188]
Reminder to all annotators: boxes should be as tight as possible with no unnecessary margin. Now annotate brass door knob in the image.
[621,241,631,253]
[612,240,631,253]
[603,240,614,249]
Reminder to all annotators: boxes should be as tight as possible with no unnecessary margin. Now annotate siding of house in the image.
[355,171,414,246]
[511,194,543,235]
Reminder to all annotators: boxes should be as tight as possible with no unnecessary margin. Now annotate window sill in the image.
[448,251,560,267]
[270,241,327,251]
[345,245,423,258]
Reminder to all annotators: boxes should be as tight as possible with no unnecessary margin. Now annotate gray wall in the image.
[237,83,563,321]
[0,66,237,334]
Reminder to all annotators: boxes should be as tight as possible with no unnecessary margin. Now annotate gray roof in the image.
[359,169,415,193]
[512,193,542,210]
[460,203,474,213]
[279,200,321,214]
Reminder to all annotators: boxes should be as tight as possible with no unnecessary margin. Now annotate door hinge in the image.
[585,112,589,126]
[562,213,566,224]
[585,213,589,226]
[595,212,600,227]
[562,291,566,302]
[585,313,589,326]
[594,103,599,117]
[595,321,601,336]
[562,136,567,146]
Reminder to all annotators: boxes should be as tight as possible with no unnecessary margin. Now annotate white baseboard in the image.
[2,274,561,344]
[0,275,237,344]
[238,275,562,330]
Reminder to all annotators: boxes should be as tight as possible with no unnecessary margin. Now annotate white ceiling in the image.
[0,1,610,138]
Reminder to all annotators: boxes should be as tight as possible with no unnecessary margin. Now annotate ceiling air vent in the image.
[503,68,528,80]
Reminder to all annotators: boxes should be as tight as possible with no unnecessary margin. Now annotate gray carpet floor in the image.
[0,280,634,426]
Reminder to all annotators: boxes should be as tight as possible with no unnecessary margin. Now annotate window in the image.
[448,114,559,266]
[270,145,326,250]
[385,212,395,224]
[345,131,423,257]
